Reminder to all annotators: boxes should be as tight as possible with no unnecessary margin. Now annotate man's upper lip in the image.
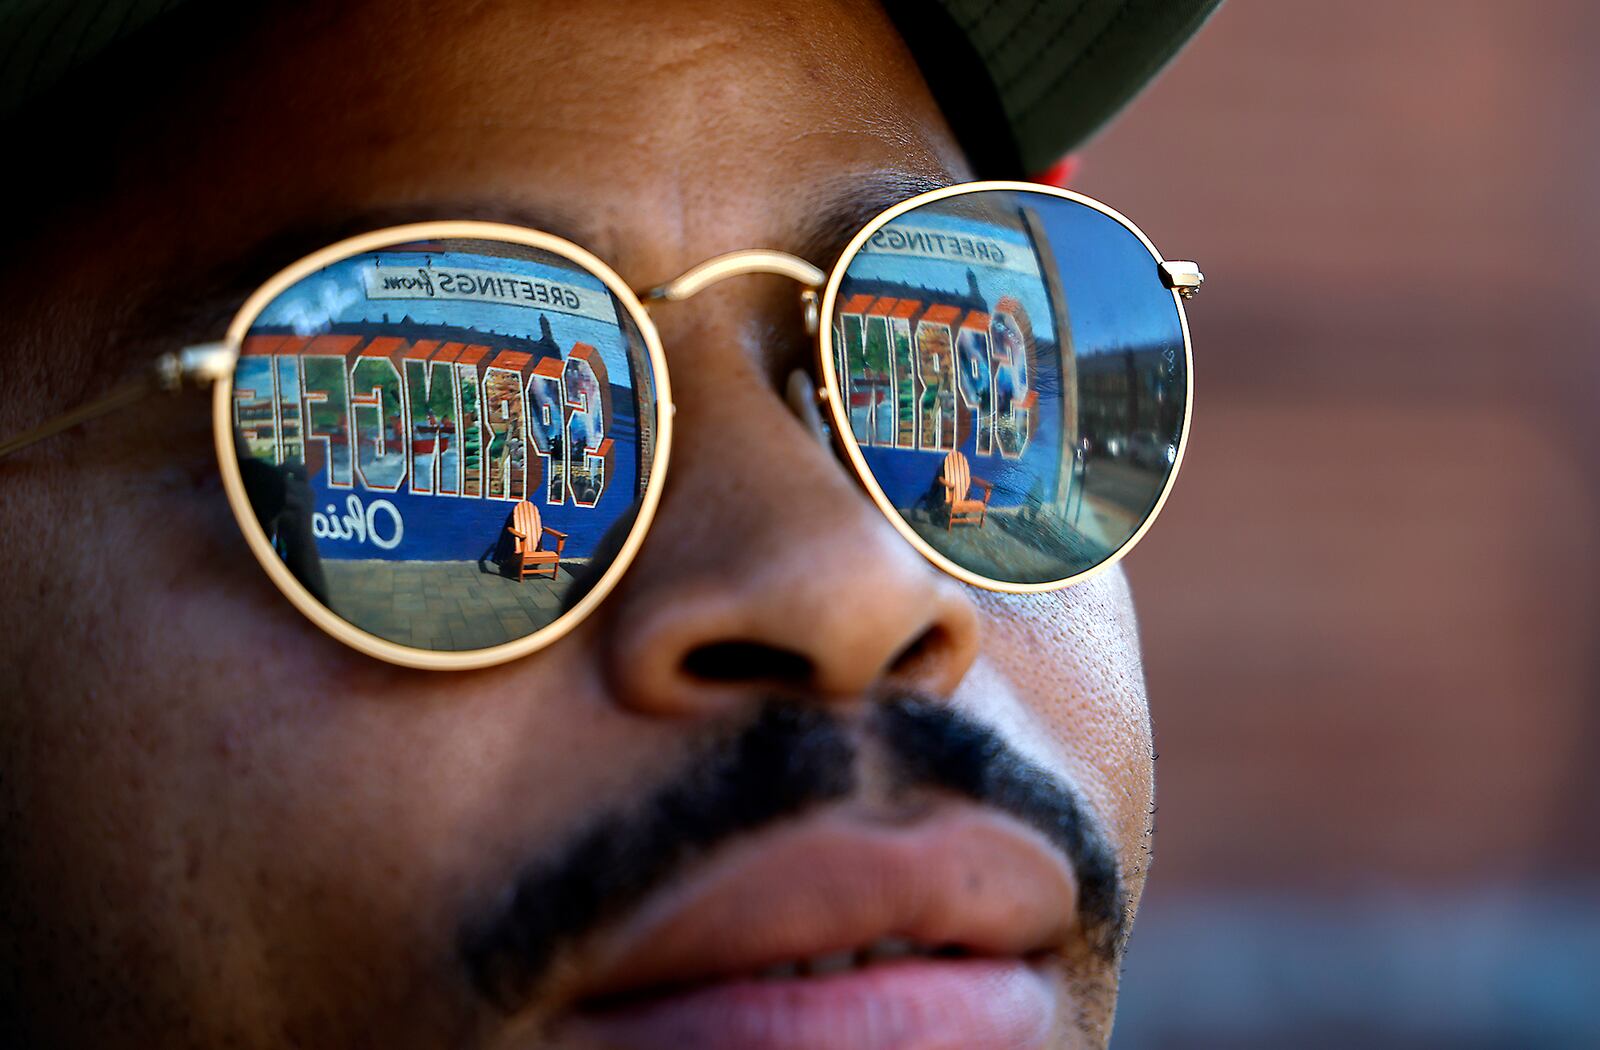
[570,805,1082,1005]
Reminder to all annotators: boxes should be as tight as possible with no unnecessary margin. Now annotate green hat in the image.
[0,0,1221,177]
[892,0,1223,174]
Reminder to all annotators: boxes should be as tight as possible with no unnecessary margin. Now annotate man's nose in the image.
[597,298,981,717]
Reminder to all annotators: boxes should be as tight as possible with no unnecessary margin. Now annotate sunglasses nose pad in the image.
[784,369,831,448]
[800,287,821,336]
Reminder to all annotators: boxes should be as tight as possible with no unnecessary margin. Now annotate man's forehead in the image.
[32,0,969,364]
[261,169,950,279]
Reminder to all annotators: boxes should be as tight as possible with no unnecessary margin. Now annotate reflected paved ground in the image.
[324,559,589,651]
[1080,458,1165,524]
[904,492,1141,583]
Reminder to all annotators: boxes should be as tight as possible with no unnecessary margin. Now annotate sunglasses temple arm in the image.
[0,342,236,459]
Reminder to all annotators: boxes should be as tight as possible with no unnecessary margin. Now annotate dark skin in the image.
[0,1,1156,1046]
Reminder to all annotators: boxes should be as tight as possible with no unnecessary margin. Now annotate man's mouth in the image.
[555,805,1078,1050]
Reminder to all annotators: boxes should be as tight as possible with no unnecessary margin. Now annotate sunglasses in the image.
[0,181,1200,669]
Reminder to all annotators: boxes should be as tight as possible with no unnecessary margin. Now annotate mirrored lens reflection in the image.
[833,189,1187,585]
[231,237,660,651]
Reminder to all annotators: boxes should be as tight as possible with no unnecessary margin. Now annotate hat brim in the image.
[886,0,1225,176]
[1,0,1223,177]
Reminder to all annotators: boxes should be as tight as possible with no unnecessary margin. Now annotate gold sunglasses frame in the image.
[816,181,1197,595]
[215,222,675,670]
[0,181,1199,671]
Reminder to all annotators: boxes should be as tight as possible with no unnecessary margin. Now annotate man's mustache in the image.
[460,694,1125,1012]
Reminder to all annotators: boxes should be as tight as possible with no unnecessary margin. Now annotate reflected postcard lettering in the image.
[834,189,1188,585]
[230,238,659,651]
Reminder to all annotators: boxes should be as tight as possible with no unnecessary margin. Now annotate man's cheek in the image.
[967,576,1154,865]
[971,573,1149,739]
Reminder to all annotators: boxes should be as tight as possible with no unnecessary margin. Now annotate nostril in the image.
[682,641,815,685]
[888,624,950,682]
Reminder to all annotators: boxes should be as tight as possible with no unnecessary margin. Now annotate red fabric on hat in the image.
[1032,155,1081,188]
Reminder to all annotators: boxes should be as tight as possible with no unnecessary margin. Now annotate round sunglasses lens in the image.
[229,235,662,653]
[830,188,1188,586]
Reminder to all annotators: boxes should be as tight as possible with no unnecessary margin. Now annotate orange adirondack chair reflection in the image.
[940,451,993,530]
[507,500,567,580]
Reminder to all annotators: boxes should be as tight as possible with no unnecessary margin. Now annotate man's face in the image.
[0,1,1156,1047]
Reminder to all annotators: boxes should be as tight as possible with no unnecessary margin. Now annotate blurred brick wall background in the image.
[1070,2,1600,1046]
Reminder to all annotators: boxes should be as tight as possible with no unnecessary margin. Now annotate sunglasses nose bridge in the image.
[638,250,824,316]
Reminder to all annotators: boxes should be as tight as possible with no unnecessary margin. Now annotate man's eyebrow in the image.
[793,170,959,270]
[238,199,597,278]
[148,199,596,352]
[149,176,956,353]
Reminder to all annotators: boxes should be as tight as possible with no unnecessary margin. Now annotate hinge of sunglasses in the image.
[1160,261,1204,299]
[160,342,238,388]
[0,341,237,459]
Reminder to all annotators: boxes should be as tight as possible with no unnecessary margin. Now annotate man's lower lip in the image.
[566,956,1057,1050]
